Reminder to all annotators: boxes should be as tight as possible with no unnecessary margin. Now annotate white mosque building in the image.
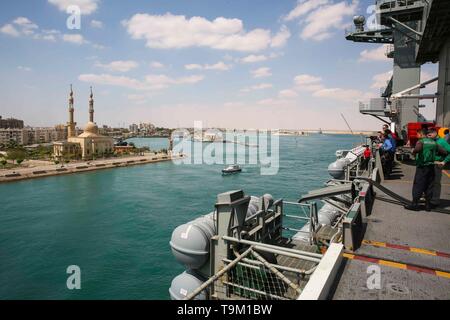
[53,86,114,161]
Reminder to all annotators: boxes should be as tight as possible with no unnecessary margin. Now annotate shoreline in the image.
[0,153,182,184]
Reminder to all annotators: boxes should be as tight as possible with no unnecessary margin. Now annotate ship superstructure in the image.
[347,0,450,131]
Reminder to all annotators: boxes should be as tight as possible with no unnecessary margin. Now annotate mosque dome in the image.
[84,121,99,134]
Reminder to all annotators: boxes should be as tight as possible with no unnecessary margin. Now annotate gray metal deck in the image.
[331,161,450,299]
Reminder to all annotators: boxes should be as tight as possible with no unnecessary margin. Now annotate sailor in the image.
[380,133,394,176]
[384,129,397,153]
[361,145,371,171]
[383,124,399,141]
[427,127,450,207]
[405,129,448,211]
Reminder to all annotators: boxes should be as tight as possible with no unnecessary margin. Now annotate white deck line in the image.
[298,243,344,300]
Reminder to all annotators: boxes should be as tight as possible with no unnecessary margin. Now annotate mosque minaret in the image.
[89,86,94,123]
[67,84,77,138]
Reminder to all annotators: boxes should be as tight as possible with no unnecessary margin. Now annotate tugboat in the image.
[222,164,242,175]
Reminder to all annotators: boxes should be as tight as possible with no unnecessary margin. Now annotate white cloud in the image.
[17,66,32,72]
[240,54,268,63]
[1,17,40,37]
[185,64,203,70]
[258,98,291,106]
[285,0,357,41]
[270,25,291,48]
[292,73,373,102]
[294,74,322,89]
[0,24,20,37]
[79,74,144,90]
[279,89,298,98]
[79,73,205,91]
[92,43,106,50]
[1,17,62,43]
[48,0,100,15]
[284,0,330,21]
[13,17,38,35]
[95,60,139,72]
[205,62,232,71]
[312,87,366,101]
[123,13,288,52]
[185,61,232,71]
[359,45,388,62]
[150,61,164,68]
[241,83,273,92]
[301,1,357,41]
[2,17,99,46]
[40,34,57,41]
[371,70,392,89]
[251,67,272,78]
[91,20,103,28]
[62,34,86,44]
[35,29,60,41]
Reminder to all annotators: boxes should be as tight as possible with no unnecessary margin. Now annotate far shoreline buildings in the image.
[53,86,114,160]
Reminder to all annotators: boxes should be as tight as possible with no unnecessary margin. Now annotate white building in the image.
[54,87,114,160]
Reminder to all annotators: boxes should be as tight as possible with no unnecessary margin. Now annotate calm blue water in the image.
[0,135,361,300]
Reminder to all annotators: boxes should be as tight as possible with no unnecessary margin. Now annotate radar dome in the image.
[353,15,366,25]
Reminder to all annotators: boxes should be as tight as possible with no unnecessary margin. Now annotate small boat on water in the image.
[222,165,242,175]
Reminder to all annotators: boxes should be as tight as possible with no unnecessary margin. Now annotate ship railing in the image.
[282,201,318,244]
[376,0,422,10]
[185,239,322,300]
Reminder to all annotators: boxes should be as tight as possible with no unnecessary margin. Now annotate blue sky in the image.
[0,0,438,130]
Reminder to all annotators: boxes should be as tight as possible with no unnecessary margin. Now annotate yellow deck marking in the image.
[410,247,437,256]
[379,260,407,269]
[362,240,386,247]
[343,253,355,259]
[436,271,450,279]
[363,239,446,258]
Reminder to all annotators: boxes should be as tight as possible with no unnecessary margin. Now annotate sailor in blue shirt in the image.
[382,135,394,153]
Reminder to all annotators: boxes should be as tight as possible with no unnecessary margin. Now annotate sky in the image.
[0,0,439,130]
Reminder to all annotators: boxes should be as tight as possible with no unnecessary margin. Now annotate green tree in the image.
[7,149,27,164]
[6,140,18,150]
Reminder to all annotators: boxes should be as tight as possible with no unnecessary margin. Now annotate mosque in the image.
[53,86,114,160]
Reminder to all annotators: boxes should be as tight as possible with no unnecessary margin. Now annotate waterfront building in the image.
[139,122,156,135]
[0,126,69,147]
[129,123,139,134]
[0,116,24,129]
[53,87,114,160]
[0,128,27,145]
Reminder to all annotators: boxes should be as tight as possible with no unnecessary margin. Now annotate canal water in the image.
[0,134,361,299]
